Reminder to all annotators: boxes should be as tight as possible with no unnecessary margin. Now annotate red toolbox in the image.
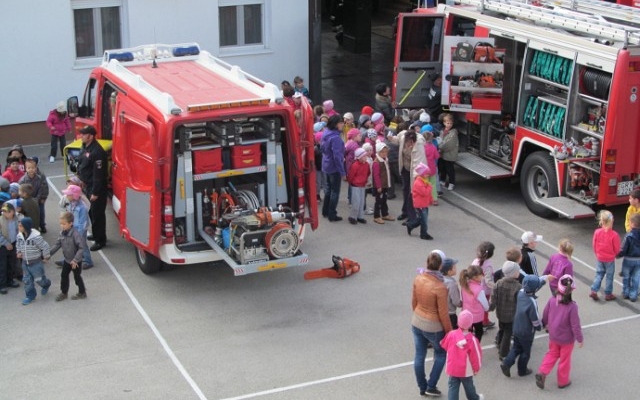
[193,147,223,174]
[471,94,502,111]
[231,143,262,168]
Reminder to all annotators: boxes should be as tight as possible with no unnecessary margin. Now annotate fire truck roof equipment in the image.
[102,43,282,116]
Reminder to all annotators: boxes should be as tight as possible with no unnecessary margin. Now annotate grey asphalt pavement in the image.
[1,144,638,400]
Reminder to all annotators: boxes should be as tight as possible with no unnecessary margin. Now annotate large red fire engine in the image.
[393,0,640,218]
[65,43,318,275]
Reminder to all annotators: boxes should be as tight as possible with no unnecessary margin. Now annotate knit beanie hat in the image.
[366,128,377,140]
[419,112,431,123]
[323,100,334,112]
[502,261,520,279]
[343,112,354,121]
[347,128,360,140]
[0,177,9,191]
[358,114,371,126]
[9,183,19,195]
[371,112,384,124]
[523,275,544,294]
[354,148,367,159]
[313,122,325,132]
[458,310,474,330]
[414,162,430,177]
[421,124,434,134]
[375,141,387,153]
[20,217,33,236]
[361,105,374,116]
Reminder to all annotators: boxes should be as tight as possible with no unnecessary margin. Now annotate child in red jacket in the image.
[347,148,370,225]
[408,162,434,239]
[440,310,484,400]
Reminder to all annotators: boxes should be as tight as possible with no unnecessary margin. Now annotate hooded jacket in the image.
[16,229,50,265]
[321,129,346,176]
[440,328,482,377]
[46,109,71,137]
[618,228,640,259]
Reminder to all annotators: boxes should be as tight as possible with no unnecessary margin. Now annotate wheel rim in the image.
[527,165,550,199]
[137,248,146,265]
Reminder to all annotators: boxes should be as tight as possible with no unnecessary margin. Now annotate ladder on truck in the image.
[455,0,640,46]
[541,0,640,25]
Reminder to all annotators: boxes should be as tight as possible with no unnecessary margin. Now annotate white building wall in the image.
[0,0,309,126]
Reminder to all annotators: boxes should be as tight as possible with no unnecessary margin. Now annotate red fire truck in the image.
[393,0,640,218]
[65,43,318,275]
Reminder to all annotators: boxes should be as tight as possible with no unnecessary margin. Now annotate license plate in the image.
[617,181,635,196]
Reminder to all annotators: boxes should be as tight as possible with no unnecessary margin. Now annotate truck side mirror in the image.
[67,96,79,118]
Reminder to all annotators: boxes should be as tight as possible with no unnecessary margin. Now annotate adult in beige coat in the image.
[388,127,427,224]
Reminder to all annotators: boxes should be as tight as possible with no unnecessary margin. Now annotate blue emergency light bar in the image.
[103,43,201,64]
[107,51,134,62]
[172,45,200,57]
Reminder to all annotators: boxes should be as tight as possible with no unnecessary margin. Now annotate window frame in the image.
[71,0,128,69]
[218,0,271,57]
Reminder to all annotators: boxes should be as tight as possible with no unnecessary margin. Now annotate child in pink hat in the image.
[440,309,485,400]
[408,162,434,240]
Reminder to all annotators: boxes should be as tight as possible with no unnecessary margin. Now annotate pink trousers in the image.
[538,340,574,386]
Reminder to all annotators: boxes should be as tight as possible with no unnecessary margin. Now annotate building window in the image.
[219,1,264,47]
[73,2,122,59]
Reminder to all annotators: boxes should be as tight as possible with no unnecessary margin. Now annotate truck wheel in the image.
[135,248,162,275]
[520,151,558,218]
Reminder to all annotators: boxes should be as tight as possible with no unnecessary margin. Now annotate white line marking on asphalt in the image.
[221,313,640,400]
[48,176,208,400]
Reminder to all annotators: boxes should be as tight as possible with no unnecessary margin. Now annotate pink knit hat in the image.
[347,128,360,140]
[371,112,384,124]
[323,100,334,112]
[414,162,430,177]
[458,310,473,330]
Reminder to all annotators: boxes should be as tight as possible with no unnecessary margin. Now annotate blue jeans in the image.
[322,172,342,219]
[591,260,615,295]
[79,229,94,267]
[622,258,640,300]
[448,376,481,400]
[412,326,446,393]
[503,335,533,376]
[22,260,51,300]
[415,207,429,237]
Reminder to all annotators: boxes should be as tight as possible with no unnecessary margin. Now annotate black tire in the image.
[135,247,162,275]
[520,151,558,218]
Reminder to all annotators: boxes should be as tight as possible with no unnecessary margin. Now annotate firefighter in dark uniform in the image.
[77,125,108,251]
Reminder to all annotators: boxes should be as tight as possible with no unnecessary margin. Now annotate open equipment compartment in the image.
[171,115,307,273]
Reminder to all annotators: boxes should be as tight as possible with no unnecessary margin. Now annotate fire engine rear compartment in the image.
[171,114,310,275]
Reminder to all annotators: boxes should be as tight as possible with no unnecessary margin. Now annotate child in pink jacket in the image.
[440,309,485,400]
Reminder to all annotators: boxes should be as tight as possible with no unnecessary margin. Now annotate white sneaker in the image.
[49,156,55,163]
[364,208,374,215]
[439,181,446,187]
[447,184,455,191]
[478,395,485,400]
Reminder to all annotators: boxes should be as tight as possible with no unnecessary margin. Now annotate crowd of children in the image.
[307,84,457,241]
[417,190,640,397]
[0,145,91,305]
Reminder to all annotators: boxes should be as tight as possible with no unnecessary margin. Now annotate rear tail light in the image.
[604,149,616,173]
[162,193,174,238]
